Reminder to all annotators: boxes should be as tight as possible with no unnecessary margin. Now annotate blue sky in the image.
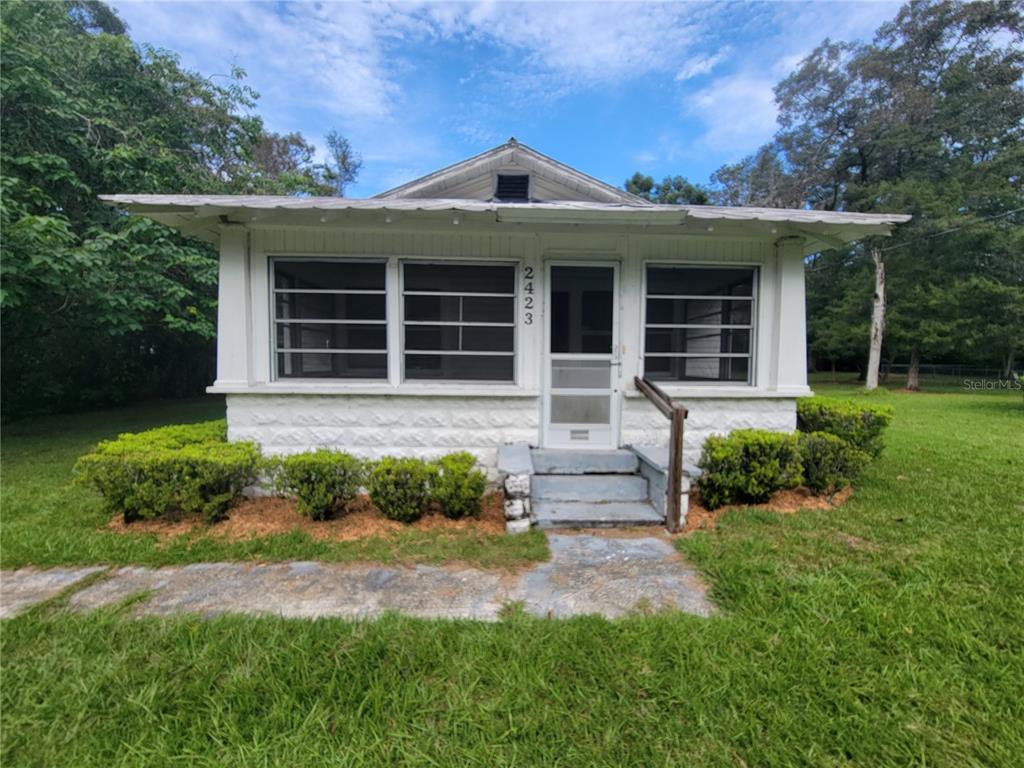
[112,1,902,197]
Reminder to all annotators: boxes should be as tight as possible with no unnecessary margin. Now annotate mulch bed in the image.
[106,491,507,541]
[682,486,853,534]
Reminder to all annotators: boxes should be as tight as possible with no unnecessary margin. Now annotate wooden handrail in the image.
[634,376,688,533]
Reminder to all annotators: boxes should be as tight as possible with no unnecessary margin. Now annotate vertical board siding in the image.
[255,228,527,260]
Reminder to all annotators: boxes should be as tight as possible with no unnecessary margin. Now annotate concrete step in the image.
[531,474,648,503]
[531,449,639,475]
[533,500,664,529]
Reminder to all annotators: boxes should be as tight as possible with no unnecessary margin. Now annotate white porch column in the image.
[774,236,809,394]
[214,224,252,387]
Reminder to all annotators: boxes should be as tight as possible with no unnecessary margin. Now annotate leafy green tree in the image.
[709,143,802,208]
[625,172,710,204]
[775,0,1024,387]
[0,0,359,416]
[323,131,363,197]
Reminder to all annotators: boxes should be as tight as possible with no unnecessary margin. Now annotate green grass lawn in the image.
[3,386,1023,766]
[0,396,547,570]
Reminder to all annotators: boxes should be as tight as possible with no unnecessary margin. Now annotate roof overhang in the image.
[99,194,911,255]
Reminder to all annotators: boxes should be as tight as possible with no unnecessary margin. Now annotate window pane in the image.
[645,329,750,355]
[551,359,610,389]
[277,292,385,321]
[550,266,614,354]
[644,356,750,383]
[404,295,513,323]
[647,267,753,297]
[462,296,514,323]
[550,395,610,424]
[405,354,513,381]
[404,295,460,322]
[276,323,386,351]
[404,325,513,352]
[645,298,751,326]
[462,325,513,351]
[277,352,387,379]
[274,261,384,291]
[405,325,459,351]
[404,264,514,294]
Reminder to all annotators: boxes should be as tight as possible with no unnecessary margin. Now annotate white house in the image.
[103,139,908,529]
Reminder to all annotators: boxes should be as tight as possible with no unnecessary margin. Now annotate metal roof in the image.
[99,194,910,227]
[99,194,910,257]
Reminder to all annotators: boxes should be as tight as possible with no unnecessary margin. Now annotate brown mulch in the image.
[105,491,507,542]
[681,485,853,534]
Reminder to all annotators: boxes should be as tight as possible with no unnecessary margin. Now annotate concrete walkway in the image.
[1,534,713,621]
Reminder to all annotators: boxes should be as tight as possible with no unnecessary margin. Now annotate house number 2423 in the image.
[523,266,534,324]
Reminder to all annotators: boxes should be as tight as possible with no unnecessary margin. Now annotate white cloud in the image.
[116,1,399,121]
[675,48,732,82]
[686,72,778,156]
[112,0,908,193]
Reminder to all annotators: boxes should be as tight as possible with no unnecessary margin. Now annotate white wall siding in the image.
[227,393,541,471]
[218,221,809,462]
[621,397,797,458]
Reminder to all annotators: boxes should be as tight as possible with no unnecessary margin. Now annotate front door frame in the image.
[541,259,622,450]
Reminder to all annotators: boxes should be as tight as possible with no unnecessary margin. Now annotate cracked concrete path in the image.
[0,567,106,619]
[1,534,713,621]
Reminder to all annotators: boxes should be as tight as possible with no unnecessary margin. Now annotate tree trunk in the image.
[831,359,837,383]
[907,345,922,391]
[865,248,886,391]
[1004,351,1016,378]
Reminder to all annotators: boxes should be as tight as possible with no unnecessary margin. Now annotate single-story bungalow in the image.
[103,139,908,529]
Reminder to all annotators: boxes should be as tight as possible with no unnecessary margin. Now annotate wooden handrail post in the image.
[666,405,685,533]
[634,376,687,533]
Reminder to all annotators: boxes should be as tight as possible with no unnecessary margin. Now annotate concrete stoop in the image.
[497,445,667,531]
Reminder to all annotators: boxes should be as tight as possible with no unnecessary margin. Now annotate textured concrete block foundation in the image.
[228,394,541,472]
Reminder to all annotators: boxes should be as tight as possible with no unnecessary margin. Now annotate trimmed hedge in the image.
[271,450,365,520]
[431,452,486,519]
[799,431,870,497]
[368,457,435,523]
[797,397,893,457]
[697,429,802,509]
[77,422,490,526]
[74,420,259,523]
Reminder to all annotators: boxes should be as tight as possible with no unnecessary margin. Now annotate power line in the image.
[806,206,1024,271]
[877,207,1024,253]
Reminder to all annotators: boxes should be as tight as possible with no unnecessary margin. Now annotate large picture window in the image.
[273,260,387,379]
[643,266,755,383]
[402,262,516,381]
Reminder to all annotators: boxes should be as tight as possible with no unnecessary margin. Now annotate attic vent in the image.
[495,174,530,201]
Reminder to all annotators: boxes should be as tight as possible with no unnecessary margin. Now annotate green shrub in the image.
[797,397,893,457]
[368,457,435,523]
[272,450,365,520]
[697,429,802,509]
[430,452,486,519]
[74,421,259,523]
[799,431,870,497]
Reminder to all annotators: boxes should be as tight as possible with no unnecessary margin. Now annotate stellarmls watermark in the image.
[962,378,1023,391]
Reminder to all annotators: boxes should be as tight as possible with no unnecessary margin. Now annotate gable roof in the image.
[374,137,650,206]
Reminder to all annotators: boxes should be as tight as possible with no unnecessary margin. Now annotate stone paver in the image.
[0,567,106,618]
[2,534,713,621]
[518,535,712,618]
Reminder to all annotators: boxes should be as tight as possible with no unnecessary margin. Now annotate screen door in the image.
[543,264,619,448]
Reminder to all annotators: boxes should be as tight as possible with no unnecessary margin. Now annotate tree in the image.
[775,0,1024,388]
[0,0,360,417]
[323,130,362,196]
[709,143,802,208]
[624,172,710,204]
